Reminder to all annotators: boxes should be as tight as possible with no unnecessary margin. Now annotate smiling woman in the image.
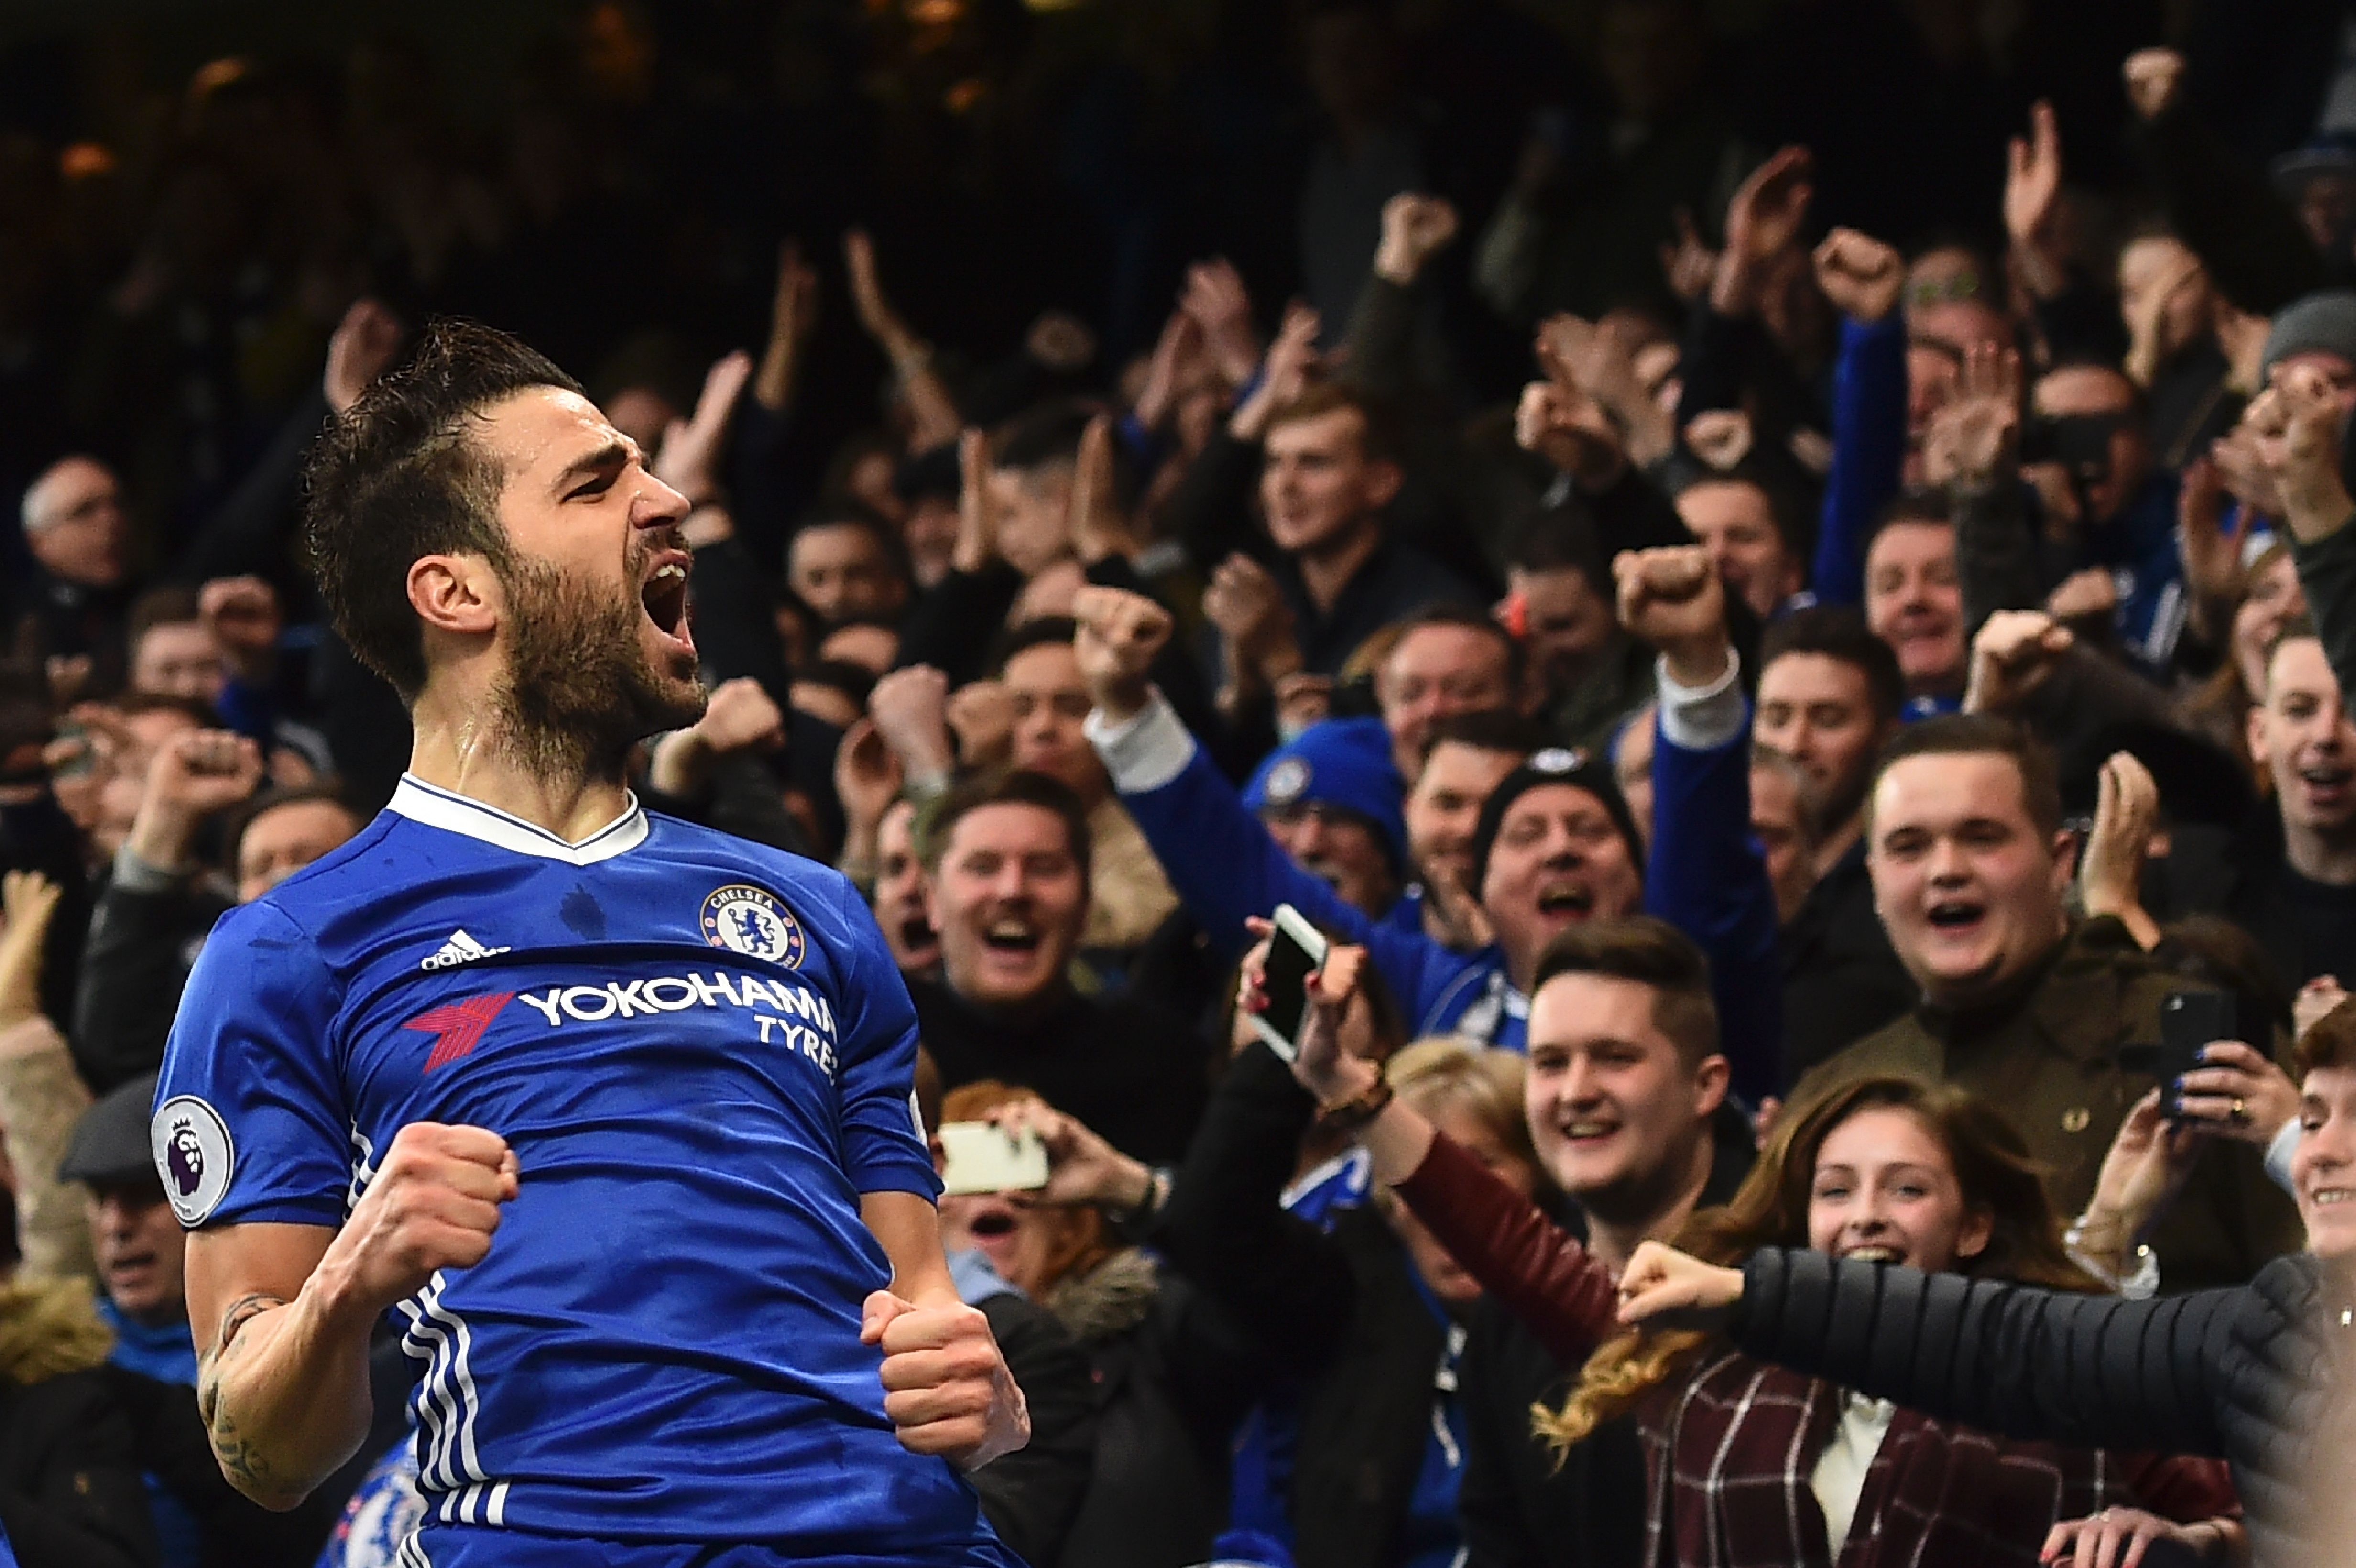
[1612,1013,2356,1565]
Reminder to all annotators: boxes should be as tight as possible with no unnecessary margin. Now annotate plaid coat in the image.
[1641,1349,2238,1568]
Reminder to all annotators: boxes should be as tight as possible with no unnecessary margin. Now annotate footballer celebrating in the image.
[152,321,1028,1566]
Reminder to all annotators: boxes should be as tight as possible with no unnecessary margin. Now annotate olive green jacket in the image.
[1796,918,2304,1291]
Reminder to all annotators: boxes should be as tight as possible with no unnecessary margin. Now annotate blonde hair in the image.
[0,1275,113,1385]
[1387,1037,1536,1171]
[1533,1074,2097,1456]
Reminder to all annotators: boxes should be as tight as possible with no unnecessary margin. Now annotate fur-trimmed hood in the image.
[1042,1245,1162,1345]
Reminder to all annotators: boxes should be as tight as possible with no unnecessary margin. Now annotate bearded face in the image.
[494,545,707,780]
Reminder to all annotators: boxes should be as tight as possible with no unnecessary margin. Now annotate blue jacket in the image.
[1109,700,1783,1099]
[1811,315,1909,610]
[1645,700,1784,1105]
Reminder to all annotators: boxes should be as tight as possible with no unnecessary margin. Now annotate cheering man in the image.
[152,321,1027,1567]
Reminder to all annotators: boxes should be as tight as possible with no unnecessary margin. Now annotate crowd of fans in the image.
[5,0,2356,1565]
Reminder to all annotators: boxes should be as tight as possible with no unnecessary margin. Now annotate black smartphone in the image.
[2150,991,2243,1117]
[1250,904,1328,1063]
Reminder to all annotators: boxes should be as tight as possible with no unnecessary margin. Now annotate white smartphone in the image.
[938,1122,1051,1196]
[1249,903,1329,1064]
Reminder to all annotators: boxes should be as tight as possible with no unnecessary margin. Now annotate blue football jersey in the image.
[153,777,1010,1562]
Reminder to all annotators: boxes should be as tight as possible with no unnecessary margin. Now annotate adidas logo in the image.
[420,929,513,971]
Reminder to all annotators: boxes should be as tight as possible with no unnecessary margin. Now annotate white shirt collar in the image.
[388,774,648,866]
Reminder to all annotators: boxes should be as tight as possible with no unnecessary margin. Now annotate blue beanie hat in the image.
[1243,717,1408,872]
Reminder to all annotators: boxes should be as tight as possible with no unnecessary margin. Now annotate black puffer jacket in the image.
[1727,1248,2346,1568]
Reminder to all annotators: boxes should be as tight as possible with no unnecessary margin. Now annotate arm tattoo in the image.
[196,1293,290,1497]
[213,1291,285,1361]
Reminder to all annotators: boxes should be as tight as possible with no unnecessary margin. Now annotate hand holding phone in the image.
[1247,904,1329,1063]
[938,1122,1051,1196]
[2147,991,2243,1122]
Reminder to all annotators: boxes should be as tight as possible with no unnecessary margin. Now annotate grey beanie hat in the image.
[2261,290,2356,378]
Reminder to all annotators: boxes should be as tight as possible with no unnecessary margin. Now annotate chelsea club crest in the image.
[700,884,805,967]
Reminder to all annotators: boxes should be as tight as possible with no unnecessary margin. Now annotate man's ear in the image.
[1363,457,1405,512]
[2048,827,2078,901]
[2247,702,2270,775]
[407,555,501,638]
[1692,1052,1732,1118]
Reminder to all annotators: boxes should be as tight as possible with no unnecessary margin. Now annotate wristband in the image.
[1107,1166,1173,1243]
[1318,1078,1395,1137]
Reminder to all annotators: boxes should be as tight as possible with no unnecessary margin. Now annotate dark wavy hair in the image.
[302,318,581,699]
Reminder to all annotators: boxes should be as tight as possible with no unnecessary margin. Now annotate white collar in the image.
[389,774,648,866]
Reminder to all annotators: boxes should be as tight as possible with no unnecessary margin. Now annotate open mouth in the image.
[898,914,939,954]
[968,1210,1017,1237]
[1925,898,1984,931]
[1536,883,1594,919]
[981,917,1043,957]
[640,552,692,644]
[2309,1187,2354,1209]
[1840,1244,1904,1264]
[2300,764,2353,798]
[1555,1117,1618,1144]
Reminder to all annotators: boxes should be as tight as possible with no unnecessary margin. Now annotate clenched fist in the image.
[862,1290,1029,1470]
[2122,48,2186,123]
[1614,545,1731,687]
[316,1122,518,1323]
[693,677,786,756]
[1374,193,1461,285]
[1811,229,1904,325]
[1963,609,2073,716]
[2246,361,2356,543]
[1072,586,1174,721]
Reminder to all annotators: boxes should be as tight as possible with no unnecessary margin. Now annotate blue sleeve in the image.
[1643,710,1785,1105]
[153,900,349,1229]
[211,674,278,748]
[1811,316,1908,608]
[829,875,940,1200]
[1120,743,1458,1024]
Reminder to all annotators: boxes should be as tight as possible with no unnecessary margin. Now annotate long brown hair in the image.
[1535,1074,2099,1455]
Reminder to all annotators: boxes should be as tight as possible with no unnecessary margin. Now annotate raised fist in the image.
[1682,409,1754,472]
[2123,49,2187,122]
[1964,609,2073,716]
[2246,362,2356,543]
[2044,566,2119,625]
[1072,586,1174,720]
[693,677,786,756]
[868,666,957,782]
[146,730,265,821]
[319,1122,519,1320]
[199,576,282,680]
[1614,545,1731,686]
[945,679,1016,772]
[1374,194,1461,285]
[1810,229,1904,325]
